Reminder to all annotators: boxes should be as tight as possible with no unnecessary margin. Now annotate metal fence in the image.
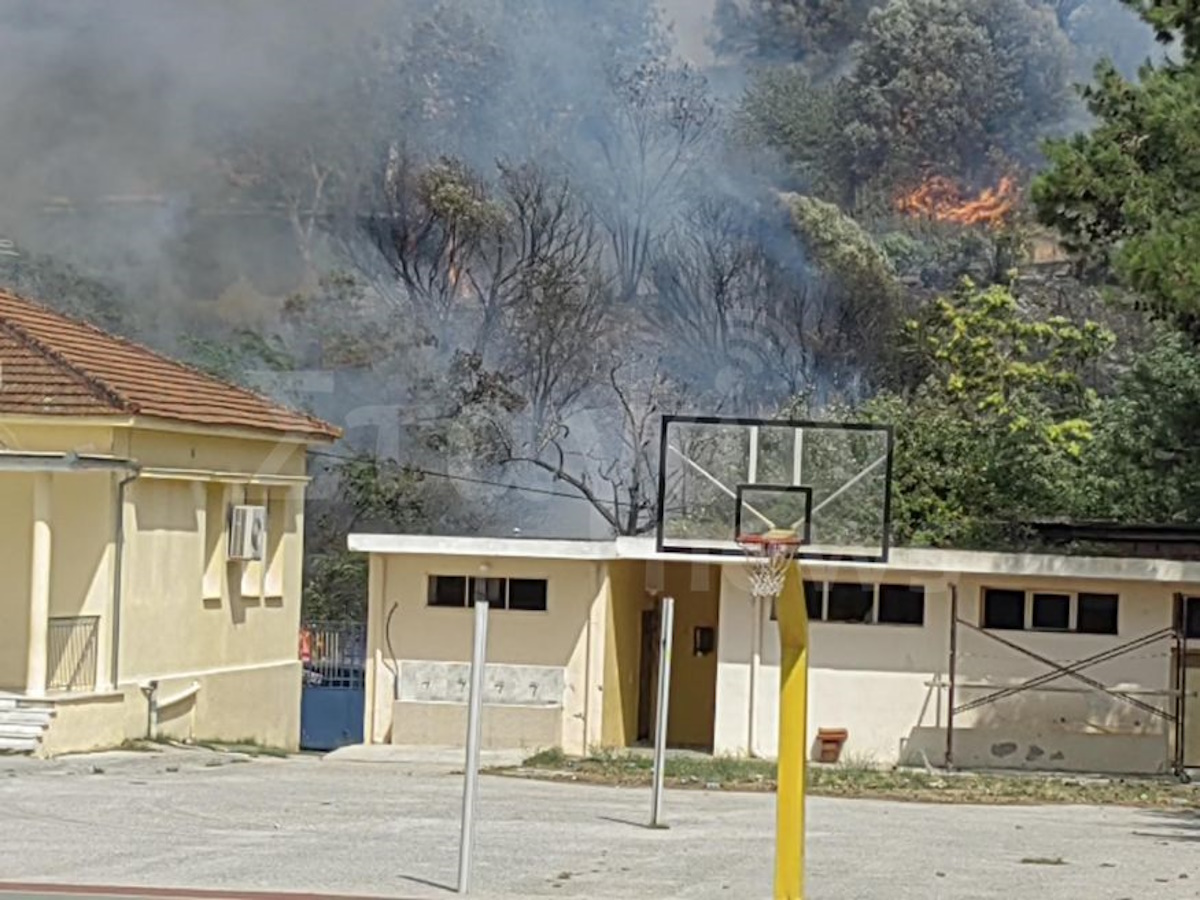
[300,621,366,689]
[47,616,100,692]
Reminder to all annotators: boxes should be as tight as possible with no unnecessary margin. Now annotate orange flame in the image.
[896,176,1018,227]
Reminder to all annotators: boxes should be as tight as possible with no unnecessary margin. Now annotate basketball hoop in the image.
[737,528,803,601]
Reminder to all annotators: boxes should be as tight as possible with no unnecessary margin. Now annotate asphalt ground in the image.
[0,746,1196,899]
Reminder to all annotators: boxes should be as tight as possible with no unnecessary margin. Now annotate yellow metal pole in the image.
[774,561,809,900]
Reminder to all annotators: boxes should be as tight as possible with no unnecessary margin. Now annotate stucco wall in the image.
[602,560,649,748]
[366,554,608,755]
[117,428,308,478]
[38,660,302,755]
[663,563,720,749]
[715,562,1182,773]
[0,473,33,689]
[120,478,302,679]
[0,422,115,454]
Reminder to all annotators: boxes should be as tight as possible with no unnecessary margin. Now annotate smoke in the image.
[0,0,1163,540]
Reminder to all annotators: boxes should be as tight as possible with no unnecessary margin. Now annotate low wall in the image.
[391,701,561,751]
[902,726,1170,775]
[39,660,301,755]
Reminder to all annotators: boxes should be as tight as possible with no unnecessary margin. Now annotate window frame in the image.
[425,574,549,613]
[981,587,1120,636]
[783,581,926,628]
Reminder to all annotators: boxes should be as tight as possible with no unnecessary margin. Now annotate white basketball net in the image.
[738,535,802,601]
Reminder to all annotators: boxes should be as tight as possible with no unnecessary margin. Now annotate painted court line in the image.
[0,885,408,900]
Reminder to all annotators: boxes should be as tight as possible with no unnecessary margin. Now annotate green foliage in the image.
[713,0,880,76]
[302,550,368,623]
[865,281,1115,546]
[1033,1,1200,328]
[1034,53,1200,326]
[737,0,1074,208]
[846,0,1072,193]
[180,330,294,383]
[1075,327,1200,521]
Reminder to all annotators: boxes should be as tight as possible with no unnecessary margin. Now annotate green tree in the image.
[712,0,880,77]
[866,281,1115,546]
[1033,1,1200,328]
[1074,327,1200,521]
[846,0,1073,196]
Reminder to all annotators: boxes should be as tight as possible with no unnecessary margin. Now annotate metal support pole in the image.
[945,584,958,769]
[457,595,490,894]
[774,562,809,900]
[650,595,675,828]
[749,595,762,757]
[1173,596,1187,779]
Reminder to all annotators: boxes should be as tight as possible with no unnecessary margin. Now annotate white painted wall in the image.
[365,554,608,756]
[714,564,1185,773]
[715,565,951,764]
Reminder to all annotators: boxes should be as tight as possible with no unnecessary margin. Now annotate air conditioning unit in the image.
[227,504,266,561]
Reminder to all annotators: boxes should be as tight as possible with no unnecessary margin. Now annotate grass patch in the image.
[194,739,289,758]
[494,749,1200,809]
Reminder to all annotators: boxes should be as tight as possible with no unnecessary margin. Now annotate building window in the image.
[507,578,549,612]
[1187,597,1200,639]
[1031,593,1070,631]
[878,584,925,626]
[804,581,823,620]
[426,575,548,612]
[1076,593,1119,635]
[827,582,874,623]
[470,577,506,606]
[982,589,1026,630]
[428,575,468,607]
[982,588,1120,635]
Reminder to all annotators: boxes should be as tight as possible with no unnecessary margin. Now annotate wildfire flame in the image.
[895,176,1018,227]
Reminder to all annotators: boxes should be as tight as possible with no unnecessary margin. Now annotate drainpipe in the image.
[110,466,143,691]
[749,594,762,757]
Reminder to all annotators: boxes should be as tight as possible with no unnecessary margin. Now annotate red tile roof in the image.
[0,289,340,440]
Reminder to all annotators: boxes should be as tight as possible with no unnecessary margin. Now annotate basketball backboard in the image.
[655,415,894,562]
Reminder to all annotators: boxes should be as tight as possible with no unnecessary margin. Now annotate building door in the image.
[636,609,660,743]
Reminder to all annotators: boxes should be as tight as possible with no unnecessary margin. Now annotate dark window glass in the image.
[878,584,925,626]
[827,583,874,623]
[507,578,548,612]
[428,575,467,607]
[1077,593,1119,635]
[468,577,507,608]
[1031,593,1070,631]
[1187,597,1200,639]
[983,589,1025,630]
[804,581,823,621]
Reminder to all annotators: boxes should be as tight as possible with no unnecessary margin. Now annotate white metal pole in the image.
[457,595,490,893]
[749,595,762,757]
[650,595,675,828]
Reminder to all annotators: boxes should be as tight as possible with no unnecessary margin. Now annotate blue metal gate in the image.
[300,622,366,751]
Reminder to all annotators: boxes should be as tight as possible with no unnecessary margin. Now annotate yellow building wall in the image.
[0,417,312,752]
[116,427,308,478]
[119,477,304,679]
[663,562,721,749]
[0,473,33,690]
[0,421,116,455]
[601,560,649,748]
[367,554,608,755]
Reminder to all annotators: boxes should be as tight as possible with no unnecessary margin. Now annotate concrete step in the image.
[0,735,38,753]
[0,697,55,712]
[0,711,55,727]
[0,723,47,739]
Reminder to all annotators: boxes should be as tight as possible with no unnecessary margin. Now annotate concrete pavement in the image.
[0,747,1196,899]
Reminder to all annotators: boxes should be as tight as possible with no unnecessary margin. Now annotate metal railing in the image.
[47,616,100,692]
[300,621,365,689]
